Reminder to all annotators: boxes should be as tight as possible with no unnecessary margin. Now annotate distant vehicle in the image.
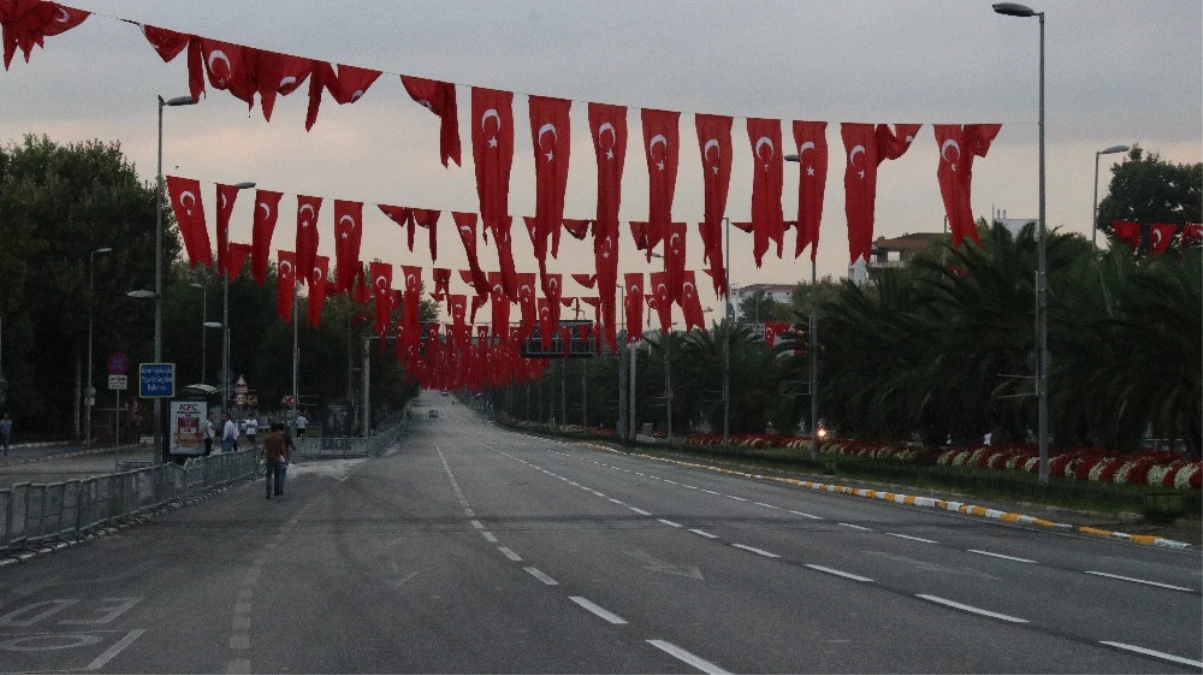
[428,410,439,419]
[440,390,449,396]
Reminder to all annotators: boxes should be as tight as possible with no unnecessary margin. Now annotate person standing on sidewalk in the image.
[262,423,289,499]
[202,414,215,456]
[294,412,308,439]
[0,413,11,456]
[221,413,238,453]
[245,416,259,449]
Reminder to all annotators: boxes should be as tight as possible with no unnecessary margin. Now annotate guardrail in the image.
[293,422,406,460]
[0,449,260,556]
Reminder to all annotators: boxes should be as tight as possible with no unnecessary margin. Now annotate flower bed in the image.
[933,445,1202,490]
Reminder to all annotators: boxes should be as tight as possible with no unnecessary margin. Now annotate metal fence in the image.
[293,423,407,460]
[1,449,259,555]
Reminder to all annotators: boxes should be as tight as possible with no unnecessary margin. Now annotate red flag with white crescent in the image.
[308,256,329,329]
[1149,223,1177,255]
[251,190,283,286]
[664,222,687,302]
[488,216,518,301]
[413,209,440,261]
[488,272,511,346]
[305,62,380,130]
[2,1,89,70]
[333,200,364,293]
[563,218,591,242]
[842,123,921,264]
[295,195,322,283]
[763,321,790,348]
[369,261,393,334]
[276,250,297,322]
[254,50,313,122]
[378,204,414,252]
[215,183,241,276]
[623,272,644,342]
[679,271,706,334]
[139,23,189,63]
[471,87,515,226]
[589,102,628,227]
[197,38,256,107]
[529,96,572,262]
[571,273,597,290]
[649,271,673,334]
[1184,223,1203,241]
[516,272,538,339]
[401,74,461,167]
[537,297,561,352]
[226,243,252,281]
[747,117,785,267]
[792,120,828,262]
[642,108,680,229]
[401,265,422,347]
[695,113,733,265]
[593,218,620,352]
[164,176,211,270]
[432,268,451,300]
[452,212,490,297]
[935,123,1002,248]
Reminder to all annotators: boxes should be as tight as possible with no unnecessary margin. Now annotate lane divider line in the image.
[1098,641,1203,669]
[657,519,683,528]
[731,543,780,558]
[966,549,1037,564]
[498,546,522,562]
[886,533,939,544]
[646,639,731,675]
[1083,570,1196,593]
[524,566,560,586]
[689,528,720,539]
[804,564,874,583]
[570,596,628,625]
[916,593,1028,623]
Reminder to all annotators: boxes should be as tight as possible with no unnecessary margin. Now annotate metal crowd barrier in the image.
[293,422,406,460]
[1,449,260,555]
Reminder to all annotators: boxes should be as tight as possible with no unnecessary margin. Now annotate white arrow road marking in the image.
[626,550,704,580]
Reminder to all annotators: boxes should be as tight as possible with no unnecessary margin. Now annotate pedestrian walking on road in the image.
[0,413,11,456]
[245,417,259,449]
[294,413,307,438]
[263,422,290,499]
[221,413,238,453]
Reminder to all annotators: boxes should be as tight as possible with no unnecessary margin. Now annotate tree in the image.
[1096,147,1202,252]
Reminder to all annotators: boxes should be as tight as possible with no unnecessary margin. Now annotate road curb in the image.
[559,439,1194,551]
[0,443,142,468]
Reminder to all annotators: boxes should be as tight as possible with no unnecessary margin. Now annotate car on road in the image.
[428,409,439,419]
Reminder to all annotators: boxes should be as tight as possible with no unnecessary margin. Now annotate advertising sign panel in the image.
[169,400,207,456]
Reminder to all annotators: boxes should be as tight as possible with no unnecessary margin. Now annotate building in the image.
[732,283,795,306]
[848,232,944,283]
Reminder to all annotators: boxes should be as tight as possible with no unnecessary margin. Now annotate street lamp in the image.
[154,94,196,461]
[85,246,113,446]
[993,2,1050,483]
[190,282,207,384]
[1092,144,1130,249]
[217,181,256,421]
[785,153,821,460]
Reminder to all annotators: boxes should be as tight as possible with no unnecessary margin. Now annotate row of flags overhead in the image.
[7,1,1004,270]
[1111,222,1202,255]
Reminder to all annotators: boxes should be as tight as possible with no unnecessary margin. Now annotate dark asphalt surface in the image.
[1,393,1199,673]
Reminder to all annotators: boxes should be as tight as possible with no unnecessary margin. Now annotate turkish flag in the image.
[432,268,451,300]
[196,39,256,107]
[649,271,674,333]
[369,261,393,334]
[214,184,242,276]
[378,204,414,251]
[165,176,211,270]
[488,216,518,300]
[642,109,680,228]
[448,293,468,346]
[589,103,628,227]
[695,113,733,265]
[563,219,591,242]
[471,87,514,226]
[139,23,189,63]
[295,195,322,283]
[1149,223,1177,255]
[413,209,440,261]
[308,255,330,329]
[250,190,283,286]
[935,123,1003,248]
[2,1,89,70]
[401,265,422,347]
[537,298,559,352]
[452,212,489,297]
[594,218,620,352]
[516,272,538,340]
[487,271,511,346]
[226,243,252,281]
[401,75,461,167]
[664,222,687,302]
[571,273,597,290]
[276,250,297,322]
[679,271,706,333]
[624,273,644,342]
[542,273,563,310]
[530,96,572,262]
[1185,224,1203,241]
[254,50,314,122]
[763,321,790,348]
[305,62,380,130]
[747,117,785,267]
[792,120,828,261]
[353,266,372,306]
[333,200,364,293]
[842,123,921,264]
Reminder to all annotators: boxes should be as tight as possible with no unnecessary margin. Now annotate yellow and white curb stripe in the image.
[564,439,1193,550]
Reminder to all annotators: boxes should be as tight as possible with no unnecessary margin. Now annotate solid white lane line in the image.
[570,596,628,624]
[689,529,720,539]
[608,498,626,505]
[481,532,498,543]
[470,520,484,530]
[1098,641,1203,669]
[726,495,748,502]
[663,479,678,484]
[498,547,522,561]
[646,639,731,675]
[732,543,780,558]
[967,549,1037,564]
[789,510,823,520]
[839,522,872,531]
[754,502,781,510]
[805,564,873,583]
[886,533,939,544]
[657,519,683,528]
[916,594,1028,623]
[629,507,652,516]
[524,566,560,586]
[1084,570,1195,592]
[701,489,720,495]
[682,485,698,490]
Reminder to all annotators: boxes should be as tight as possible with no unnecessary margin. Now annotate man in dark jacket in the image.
[262,423,289,499]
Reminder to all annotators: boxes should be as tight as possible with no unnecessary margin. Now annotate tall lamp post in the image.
[86,246,113,446]
[993,2,1049,482]
[1092,144,1130,249]
[784,154,821,459]
[154,94,196,459]
[190,282,207,384]
[217,182,256,420]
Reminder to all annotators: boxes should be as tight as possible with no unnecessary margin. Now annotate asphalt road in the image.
[1,392,1199,673]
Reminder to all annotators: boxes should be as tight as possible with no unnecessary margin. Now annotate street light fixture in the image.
[784,153,821,460]
[1092,144,1130,249]
[217,182,256,421]
[85,246,113,446]
[190,282,208,385]
[993,2,1050,483]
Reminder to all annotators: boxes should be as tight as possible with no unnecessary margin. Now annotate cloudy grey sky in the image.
[2,1,1200,318]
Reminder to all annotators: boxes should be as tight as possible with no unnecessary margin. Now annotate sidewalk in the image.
[0,440,146,467]
[0,444,160,490]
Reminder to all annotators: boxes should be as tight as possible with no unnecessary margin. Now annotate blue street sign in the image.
[139,363,175,398]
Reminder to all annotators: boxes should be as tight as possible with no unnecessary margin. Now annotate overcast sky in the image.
[2,1,1200,320]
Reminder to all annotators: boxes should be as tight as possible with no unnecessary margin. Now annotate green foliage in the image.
[1097,146,1202,252]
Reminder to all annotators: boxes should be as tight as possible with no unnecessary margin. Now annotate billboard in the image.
[169,400,207,456]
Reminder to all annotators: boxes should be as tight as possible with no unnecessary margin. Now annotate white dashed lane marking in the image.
[647,639,731,675]
[1084,570,1195,592]
[916,594,1028,623]
[1098,641,1203,669]
[839,522,872,531]
[967,549,1036,564]
[570,596,628,625]
[805,564,873,583]
[524,566,560,586]
[731,543,780,558]
[689,529,720,539]
[886,533,938,544]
